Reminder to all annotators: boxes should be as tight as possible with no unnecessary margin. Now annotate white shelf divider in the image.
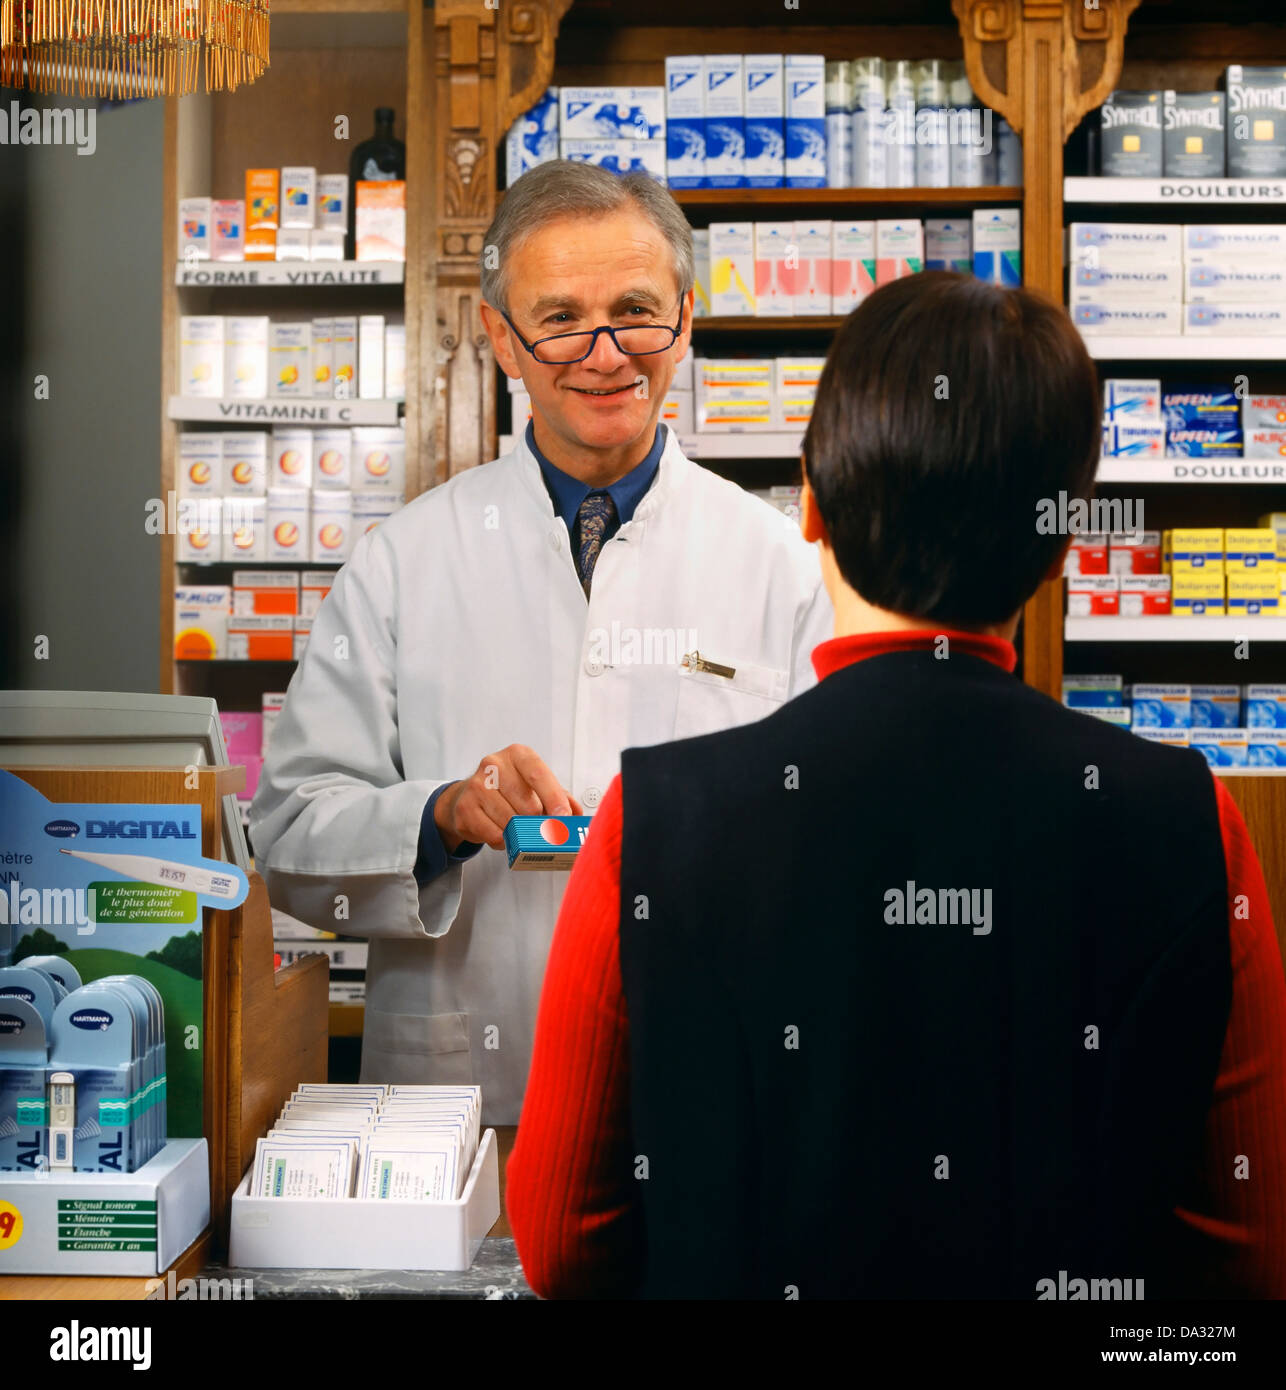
[1079,334,1286,361]
[1065,176,1286,205]
[169,396,401,426]
[174,261,405,287]
[1097,457,1286,484]
[1066,616,1286,643]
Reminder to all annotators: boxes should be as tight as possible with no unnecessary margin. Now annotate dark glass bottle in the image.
[347,107,406,259]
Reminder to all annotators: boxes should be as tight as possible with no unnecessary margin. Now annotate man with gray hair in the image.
[251,160,832,1123]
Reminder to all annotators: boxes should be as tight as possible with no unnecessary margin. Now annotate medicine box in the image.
[1134,728,1190,747]
[267,489,310,562]
[1224,528,1276,569]
[313,428,353,489]
[1166,425,1243,458]
[691,228,712,318]
[1083,707,1133,729]
[233,571,299,617]
[1191,685,1241,728]
[212,200,244,261]
[270,429,313,490]
[178,197,211,261]
[221,711,264,757]
[785,54,826,188]
[704,55,745,188]
[664,59,704,189]
[1185,224,1286,259]
[1071,264,1184,301]
[753,223,795,317]
[269,322,311,398]
[331,317,358,397]
[1226,65,1286,178]
[1131,684,1191,728]
[1171,569,1226,615]
[1067,573,1119,616]
[1186,262,1286,302]
[559,140,665,181]
[875,219,923,286]
[355,180,406,262]
[972,208,1021,286]
[1246,685,1286,728]
[1062,674,1124,708]
[708,222,756,315]
[1248,729,1286,765]
[660,392,694,435]
[310,229,344,262]
[351,427,406,494]
[1069,222,1182,267]
[830,221,876,314]
[506,87,559,187]
[1190,728,1249,768]
[1099,90,1163,177]
[744,52,785,188]
[385,324,406,401]
[1186,303,1286,335]
[179,316,224,397]
[1166,527,1224,569]
[176,498,222,563]
[228,614,294,661]
[174,586,230,659]
[301,570,336,618]
[311,319,334,398]
[924,218,972,273]
[0,1138,209,1276]
[179,433,222,496]
[505,815,593,869]
[1120,574,1171,616]
[1245,396,1286,431]
[559,87,665,140]
[293,617,312,663]
[353,494,399,537]
[281,166,316,230]
[1065,534,1109,576]
[1227,570,1280,614]
[1109,531,1162,575]
[317,174,348,231]
[1164,388,1240,430]
[246,169,279,231]
[1164,91,1226,178]
[793,220,832,315]
[312,491,354,563]
[225,316,269,400]
[359,315,385,400]
[224,496,266,562]
[1103,379,1162,425]
[1104,424,1164,458]
[245,227,276,261]
[1072,302,1183,335]
[228,1126,499,1271]
[273,227,309,262]
[222,433,268,496]
[1259,512,1286,560]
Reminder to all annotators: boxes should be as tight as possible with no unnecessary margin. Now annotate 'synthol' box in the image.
[1099,89,1163,177]
[1163,91,1226,178]
[1067,573,1119,616]
[504,815,593,870]
[1226,65,1286,178]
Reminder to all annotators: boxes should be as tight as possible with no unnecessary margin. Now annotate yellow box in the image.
[1171,569,1226,615]
[1258,512,1286,561]
[246,168,279,230]
[1228,571,1280,615]
[1225,528,1277,571]
[1168,527,1224,572]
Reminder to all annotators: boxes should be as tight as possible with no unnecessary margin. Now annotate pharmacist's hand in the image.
[433,745,584,852]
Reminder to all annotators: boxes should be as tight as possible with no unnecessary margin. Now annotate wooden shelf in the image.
[328,1002,365,1038]
[692,316,842,333]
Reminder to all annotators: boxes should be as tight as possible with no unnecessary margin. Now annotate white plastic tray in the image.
[227,1126,500,1270]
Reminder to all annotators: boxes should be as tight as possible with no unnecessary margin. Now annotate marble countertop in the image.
[201,1237,535,1299]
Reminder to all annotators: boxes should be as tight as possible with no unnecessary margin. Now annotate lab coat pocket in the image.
[362,1009,473,1085]
[674,655,789,740]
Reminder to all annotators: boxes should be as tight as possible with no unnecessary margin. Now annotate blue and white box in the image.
[1162,386,1239,431]
[559,140,665,183]
[825,60,852,188]
[1248,728,1286,765]
[925,218,972,272]
[559,87,665,141]
[505,87,559,187]
[744,53,785,187]
[1165,426,1243,458]
[1130,683,1191,729]
[996,115,1021,185]
[1190,728,1249,768]
[1186,262,1286,302]
[1187,303,1286,335]
[1103,378,1162,424]
[665,56,705,189]
[1245,685,1286,728]
[973,208,1021,286]
[704,55,745,188]
[1070,222,1182,268]
[1073,301,1183,334]
[1105,423,1165,457]
[1191,685,1241,728]
[785,54,826,188]
[1070,263,1184,301]
[1133,728,1190,747]
[1185,224,1286,259]
[1062,674,1124,708]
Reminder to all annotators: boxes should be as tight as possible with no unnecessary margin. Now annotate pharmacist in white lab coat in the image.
[250,160,832,1124]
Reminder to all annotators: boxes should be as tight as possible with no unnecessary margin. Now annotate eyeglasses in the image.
[500,302,685,365]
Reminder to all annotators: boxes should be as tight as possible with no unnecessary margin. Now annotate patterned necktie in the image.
[574,490,618,597]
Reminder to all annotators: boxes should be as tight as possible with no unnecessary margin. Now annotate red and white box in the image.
[233,569,300,617]
[1120,573,1171,616]
[1108,530,1162,575]
[1064,532,1109,577]
[228,613,294,661]
[301,570,335,619]
[1067,573,1120,617]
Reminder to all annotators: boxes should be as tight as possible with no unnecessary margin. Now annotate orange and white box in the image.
[267,488,310,561]
[233,570,300,618]
[269,322,311,398]
[178,433,223,496]
[301,570,335,618]
[830,221,876,314]
[311,319,334,399]
[355,180,406,261]
[1108,530,1162,575]
[660,392,694,434]
[793,220,832,315]
[270,428,313,490]
[261,692,287,755]
[351,427,406,493]
[228,613,294,661]
[875,219,924,287]
[245,228,276,261]
[1120,573,1171,616]
[1067,573,1119,617]
[179,316,224,396]
[1064,533,1109,576]
[753,223,795,317]
[510,391,533,429]
[773,358,824,429]
[293,616,313,661]
[177,497,223,563]
[331,316,358,398]
[224,497,266,562]
[353,493,400,537]
[174,586,231,660]
[313,428,353,489]
[222,433,269,496]
[695,358,774,431]
[225,316,269,399]
[312,490,354,563]
[246,169,279,230]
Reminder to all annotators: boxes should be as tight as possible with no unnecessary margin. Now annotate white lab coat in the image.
[250,425,833,1123]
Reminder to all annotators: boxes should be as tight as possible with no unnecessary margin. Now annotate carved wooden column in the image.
[953,0,1141,698]
[421,0,570,493]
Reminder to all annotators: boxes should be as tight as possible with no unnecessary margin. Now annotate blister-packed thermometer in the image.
[58,848,241,900]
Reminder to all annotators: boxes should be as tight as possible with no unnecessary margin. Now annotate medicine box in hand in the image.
[504,815,592,870]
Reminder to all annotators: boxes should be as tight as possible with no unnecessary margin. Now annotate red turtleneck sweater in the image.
[506,629,1286,1299]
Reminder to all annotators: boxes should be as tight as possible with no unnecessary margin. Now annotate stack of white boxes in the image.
[558,86,666,182]
[175,427,405,565]
[1184,226,1286,337]
[1068,223,1183,337]
[695,356,825,432]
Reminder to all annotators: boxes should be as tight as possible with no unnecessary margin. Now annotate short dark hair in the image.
[802,271,1100,626]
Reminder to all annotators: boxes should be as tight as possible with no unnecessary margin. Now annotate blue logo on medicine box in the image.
[69,1008,112,1030]
[504,815,592,869]
[44,819,80,838]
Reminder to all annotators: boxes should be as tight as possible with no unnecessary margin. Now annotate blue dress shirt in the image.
[413,422,666,886]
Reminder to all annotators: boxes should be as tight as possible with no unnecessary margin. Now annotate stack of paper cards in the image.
[255,1083,481,1202]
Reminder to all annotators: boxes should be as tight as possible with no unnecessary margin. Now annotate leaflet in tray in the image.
[227,1126,500,1270]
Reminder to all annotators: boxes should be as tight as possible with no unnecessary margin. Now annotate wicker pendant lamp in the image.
[0,0,269,99]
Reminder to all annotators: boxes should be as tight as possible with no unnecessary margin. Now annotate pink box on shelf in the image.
[221,711,264,758]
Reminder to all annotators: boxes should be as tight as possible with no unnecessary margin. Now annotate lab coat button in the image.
[584,654,605,677]
[582,786,601,809]
[548,531,561,551]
